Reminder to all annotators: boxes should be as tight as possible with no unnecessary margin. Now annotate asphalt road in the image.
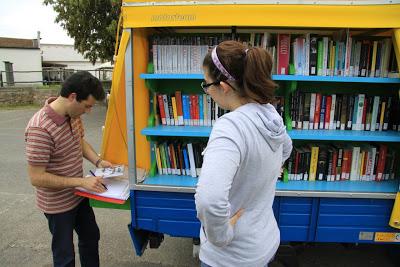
[0,105,397,267]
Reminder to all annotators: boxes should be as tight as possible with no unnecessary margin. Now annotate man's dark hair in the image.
[60,71,105,101]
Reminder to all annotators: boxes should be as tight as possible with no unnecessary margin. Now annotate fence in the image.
[0,68,113,87]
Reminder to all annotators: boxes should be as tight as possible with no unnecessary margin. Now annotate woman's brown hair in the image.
[203,40,277,104]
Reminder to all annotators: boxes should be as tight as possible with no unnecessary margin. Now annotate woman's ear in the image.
[219,81,233,94]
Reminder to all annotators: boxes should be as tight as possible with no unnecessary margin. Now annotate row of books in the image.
[155,92,228,126]
[290,92,399,131]
[151,36,221,74]
[284,144,397,182]
[283,34,396,77]
[150,32,398,77]
[153,142,206,178]
[154,91,284,126]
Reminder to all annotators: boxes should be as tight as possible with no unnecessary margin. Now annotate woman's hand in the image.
[230,209,244,227]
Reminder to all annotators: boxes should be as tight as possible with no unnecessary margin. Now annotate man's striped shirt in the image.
[25,98,84,214]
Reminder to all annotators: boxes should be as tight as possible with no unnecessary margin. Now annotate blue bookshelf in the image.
[141,126,400,142]
[140,174,399,193]
[141,126,211,137]
[289,129,400,142]
[140,73,400,83]
[142,175,198,187]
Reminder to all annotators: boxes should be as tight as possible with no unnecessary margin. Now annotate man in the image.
[25,71,112,267]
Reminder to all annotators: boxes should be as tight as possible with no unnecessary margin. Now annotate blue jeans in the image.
[44,199,100,267]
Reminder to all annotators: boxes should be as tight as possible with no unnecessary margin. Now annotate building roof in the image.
[0,37,39,49]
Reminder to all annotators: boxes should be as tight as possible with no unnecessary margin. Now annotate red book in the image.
[361,97,368,130]
[346,150,352,180]
[341,150,348,180]
[194,95,199,125]
[175,91,184,125]
[168,144,176,170]
[189,95,196,125]
[332,149,338,180]
[277,34,291,75]
[376,144,387,181]
[324,96,332,129]
[314,93,322,129]
[75,190,126,204]
[157,94,166,125]
[362,150,368,180]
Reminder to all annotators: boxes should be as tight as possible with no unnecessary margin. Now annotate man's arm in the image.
[28,164,106,193]
[81,139,112,168]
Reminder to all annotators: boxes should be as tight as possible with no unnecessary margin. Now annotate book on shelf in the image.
[290,92,400,132]
[153,91,284,127]
[152,141,206,177]
[148,32,398,78]
[284,143,397,182]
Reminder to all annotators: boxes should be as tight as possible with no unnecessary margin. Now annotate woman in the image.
[195,40,292,267]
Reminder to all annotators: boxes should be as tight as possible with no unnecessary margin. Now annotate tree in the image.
[44,0,121,64]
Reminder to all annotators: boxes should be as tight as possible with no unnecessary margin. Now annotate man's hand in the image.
[230,209,244,227]
[98,159,113,168]
[81,176,107,193]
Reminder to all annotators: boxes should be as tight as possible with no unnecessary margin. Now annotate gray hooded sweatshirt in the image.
[195,103,292,267]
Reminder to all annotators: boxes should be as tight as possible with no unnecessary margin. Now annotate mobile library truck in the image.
[94,0,400,257]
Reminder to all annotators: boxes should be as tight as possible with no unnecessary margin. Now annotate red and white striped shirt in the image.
[25,98,85,214]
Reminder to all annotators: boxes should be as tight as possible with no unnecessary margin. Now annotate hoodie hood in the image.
[236,103,287,152]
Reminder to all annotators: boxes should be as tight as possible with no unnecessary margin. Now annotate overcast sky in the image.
[0,0,74,44]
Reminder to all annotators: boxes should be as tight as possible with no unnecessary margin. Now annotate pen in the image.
[89,170,107,191]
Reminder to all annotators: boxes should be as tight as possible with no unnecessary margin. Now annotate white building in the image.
[0,35,42,86]
[41,44,112,82]
[0,32,112,86]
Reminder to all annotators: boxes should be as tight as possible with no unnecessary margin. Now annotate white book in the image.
[303,121,309,130]
[187,143,197,178]
[370,96,380,131]
[309,93,316,129]
[353,41,362,77]
[322,37,329,76]
[344,30,352,77]
[183,44,189,73]
[364,147,371,181]
[350,146,360,181]
[162,94,171,125]
[153,43,158,74]
[369,146,377,181]
[355,94,365,131]
[329,94,336,129]
[304,33,310,76]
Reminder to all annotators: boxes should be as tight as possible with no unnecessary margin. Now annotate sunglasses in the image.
[200,80,220,93]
